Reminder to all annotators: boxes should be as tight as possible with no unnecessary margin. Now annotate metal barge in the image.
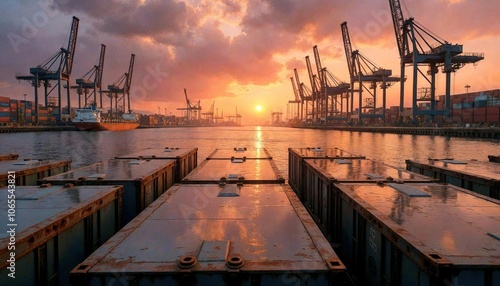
[405,158,500,200]
[70,184,346,285]
[288,147,366,199]
[331,182,500,285]
[182,148,285,184]
[0,185,123,286]
[115,147,198,183]
[206,147,273,160]
[70,148,347,285]
[39,159,176,223]
[0,159,71,187]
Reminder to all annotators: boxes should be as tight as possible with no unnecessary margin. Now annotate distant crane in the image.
[288,77,301,120]
[15,16,79,123]
[388,0,484,122]
[313,45,350,123]
[341,22,400,123]
[294,68,310,121]
[73,44,106,108]
[107,54,135,118]
[177,88,202,123]
[305,55,319,121]
[227,107,242,125]
[202,100,215,124]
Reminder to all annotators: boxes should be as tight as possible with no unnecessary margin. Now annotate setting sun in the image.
[255,105,262,112]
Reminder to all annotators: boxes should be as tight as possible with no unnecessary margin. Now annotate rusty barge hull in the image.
[73,121,139,131]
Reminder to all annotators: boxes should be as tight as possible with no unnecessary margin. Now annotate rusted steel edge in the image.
[281,184,346,273]
[69,185,178,276]
[0,160,72,181]
[405,160,499,184]
[0,185,124,269]
[288,147,366,160]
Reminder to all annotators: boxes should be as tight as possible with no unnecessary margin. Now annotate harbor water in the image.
[0,126,499,176]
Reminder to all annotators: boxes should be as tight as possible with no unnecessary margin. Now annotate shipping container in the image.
[71,183,347,285]
[40,159,176,223]
[182,156,285,184]
[330,182,500,286]
[288,147,366,199]
[295,158,434,242]
[115,147,197,182]
[406,159,500,199]
[206,147,273,160]
[0,159,71,187]
[0,154,18,161]
[0,185,123,286]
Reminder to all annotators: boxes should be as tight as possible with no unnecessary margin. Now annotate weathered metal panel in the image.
[306,158,434,184]
[405,159,500,199]
[0,154,18,161]
[116,147,198,182]
[288,147,365,198]
[40,159,176,223]
[333,182,500,285]
[182,157,285,184]
[0,185,123,286]
[71,183,347,285]
[0,159,71,187]
[206,147,273,160]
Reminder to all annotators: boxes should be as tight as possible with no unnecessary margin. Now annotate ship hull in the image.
[74,122,139,131]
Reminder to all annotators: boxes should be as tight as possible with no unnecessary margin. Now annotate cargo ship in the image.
[73,103,139,131]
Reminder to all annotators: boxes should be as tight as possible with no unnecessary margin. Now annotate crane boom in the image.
[388,0,406,57]
[341,22,357,78]
[313,45,324,89]
[96,44,106,88]
[62,16,79,76]
[305,56,316,94]
[290,77,300,101]
[293,68,304,100]
[125,54,135,94]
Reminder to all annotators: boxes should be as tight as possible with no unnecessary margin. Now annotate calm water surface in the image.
[1,126,499,178]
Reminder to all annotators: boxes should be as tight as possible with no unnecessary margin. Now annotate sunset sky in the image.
[1,0,499,124]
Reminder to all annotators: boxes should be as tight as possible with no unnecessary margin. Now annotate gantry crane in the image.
[177,88,202,123]
[305,55,319,121]
[294,68,310,121]
[341,22,400,124]
[107,54,135,118]
[202,100,215,124]
[16,16,79,123]
[388,0,484,122]
[313,45,350,123]
[73,44,106,109]
[227,107,242,125]
[288,77,302,120]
